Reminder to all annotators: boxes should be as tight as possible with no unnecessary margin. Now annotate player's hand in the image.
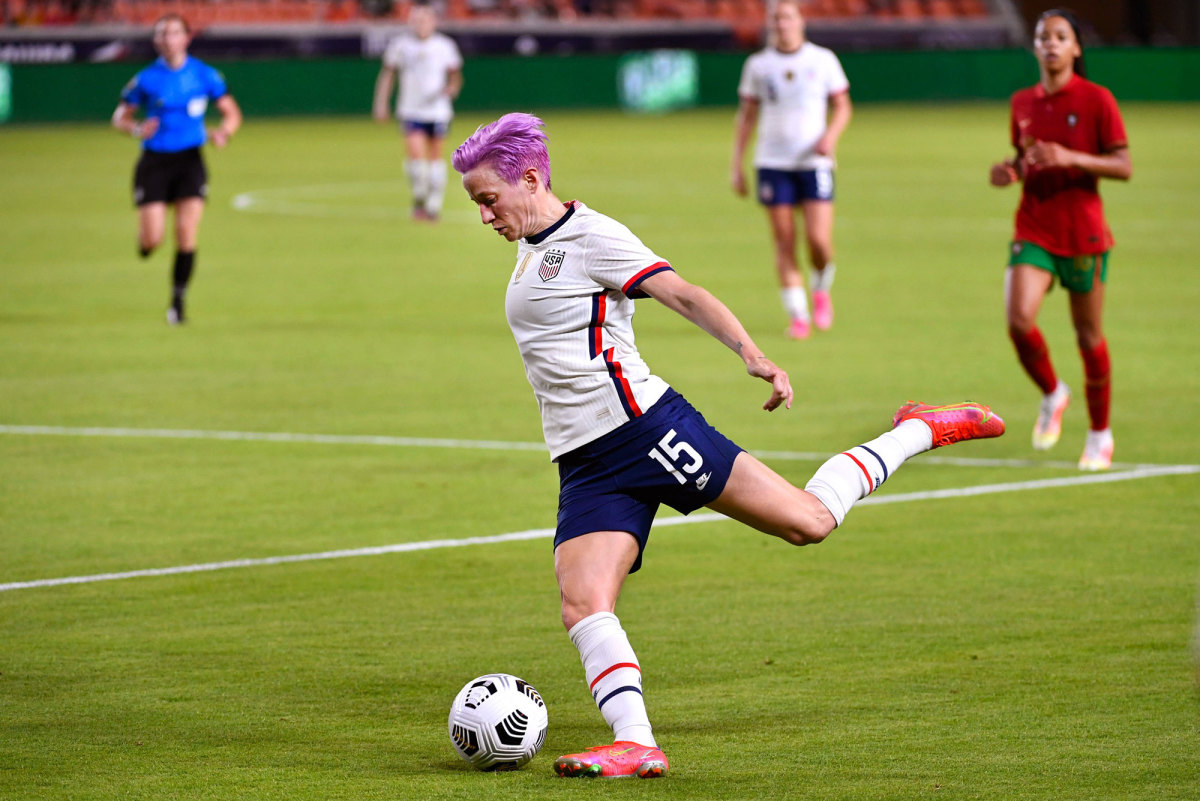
[990,160,1018,186]
[210,126,231,149]
[372,107,389,123]
[814,133,836,157]
[747,355,793,411]
[136,117,159,140]
[1024,140,1075,169]
[731,167,747,197]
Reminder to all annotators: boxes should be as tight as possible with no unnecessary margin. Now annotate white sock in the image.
[812,263,836,293]
[568,612,655,747]
[781,286,809,321]
[405,160,431,206]
[804,420,933,526]
[426,159,447,215]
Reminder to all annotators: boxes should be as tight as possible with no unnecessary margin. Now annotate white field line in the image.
[2,464,1195,594]
[2,424,1193,472]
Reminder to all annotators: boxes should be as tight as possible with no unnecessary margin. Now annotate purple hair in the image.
[451,112,552,189]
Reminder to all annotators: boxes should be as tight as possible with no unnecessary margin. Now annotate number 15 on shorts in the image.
[648,429,704,484]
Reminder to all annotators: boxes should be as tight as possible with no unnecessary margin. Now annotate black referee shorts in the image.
[133,147,208,207]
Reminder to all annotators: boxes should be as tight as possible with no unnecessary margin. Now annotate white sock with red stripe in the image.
[568,611,656,747]
[804,420,933,526]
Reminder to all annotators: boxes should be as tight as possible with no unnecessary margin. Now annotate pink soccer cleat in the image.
[787,318,811,340]
[812,290,833,330]
[892,401,1006,449]
[554,742,669,779]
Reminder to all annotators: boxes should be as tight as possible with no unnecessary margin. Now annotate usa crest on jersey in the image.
[539,249,566,282]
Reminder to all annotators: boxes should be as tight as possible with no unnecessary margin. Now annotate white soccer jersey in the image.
[738,42,850,171]
[383,31,462,124]
[505,202,673,459]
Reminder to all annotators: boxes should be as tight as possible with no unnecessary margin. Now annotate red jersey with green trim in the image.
[1010,74,1128,256]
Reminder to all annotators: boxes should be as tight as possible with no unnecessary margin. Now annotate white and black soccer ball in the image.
[448,673,548,771]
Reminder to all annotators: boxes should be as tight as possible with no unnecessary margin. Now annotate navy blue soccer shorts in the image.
[403,119,450,138]
[554,389,745,573]
[756,167,835,206]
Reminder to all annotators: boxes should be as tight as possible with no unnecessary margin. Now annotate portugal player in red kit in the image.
[990,9,1131,470]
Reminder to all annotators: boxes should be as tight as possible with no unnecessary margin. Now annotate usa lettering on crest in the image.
[539,249,566,282]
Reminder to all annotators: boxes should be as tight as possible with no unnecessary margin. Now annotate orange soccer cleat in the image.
[892,401,1006,449]
[553,741,669,779]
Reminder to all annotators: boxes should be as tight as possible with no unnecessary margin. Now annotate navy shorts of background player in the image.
[555,389,744,574]
[404,119,450,138]
[756,167,835,206]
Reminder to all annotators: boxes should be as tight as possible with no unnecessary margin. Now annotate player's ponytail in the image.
[1038,8,1087,79]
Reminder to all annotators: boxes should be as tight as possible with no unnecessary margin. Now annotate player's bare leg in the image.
[802,199,836,330]
[1006,265,1068,449]
[707,451,835,544]
[766,204,809,339]
[554,532,666,778]
[137,201,166,257]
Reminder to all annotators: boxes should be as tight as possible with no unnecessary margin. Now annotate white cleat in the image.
[1033,381,1070,451]
[1078,428,1114,471]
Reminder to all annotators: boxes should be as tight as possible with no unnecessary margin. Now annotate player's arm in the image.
[990,149,1024,187]
[1024,141,1131,181]
[638,269,793,411]
[111,101,157,140]
[372,64,397,122]
[210,94,242,148]
[815,90,851,156]
[731,95,759,197]
[445,67,463,101]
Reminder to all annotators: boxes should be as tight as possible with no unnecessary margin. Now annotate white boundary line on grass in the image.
[2,423,1193,472]
[1,464,1195,594]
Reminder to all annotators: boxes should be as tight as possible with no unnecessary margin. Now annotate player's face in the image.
[153,19,190,61]
[773,3,804,51]
[411,7,437,39]
[463,166,535,242]
[1033,15,1080,74]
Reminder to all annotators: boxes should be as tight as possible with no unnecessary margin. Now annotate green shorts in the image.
[1008,241,1109,294]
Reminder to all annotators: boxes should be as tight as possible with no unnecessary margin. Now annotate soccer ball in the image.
[448,673,549,771]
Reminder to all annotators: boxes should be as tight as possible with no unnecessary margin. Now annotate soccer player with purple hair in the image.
[453,112,1005,779]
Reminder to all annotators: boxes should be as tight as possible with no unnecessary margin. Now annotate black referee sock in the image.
[172,250,195,304]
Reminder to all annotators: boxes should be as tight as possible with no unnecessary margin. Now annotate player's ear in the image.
[522,167,540,193]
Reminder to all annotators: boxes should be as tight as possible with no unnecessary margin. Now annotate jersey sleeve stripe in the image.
[621,262,672,298]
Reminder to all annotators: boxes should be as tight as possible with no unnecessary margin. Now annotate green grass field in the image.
[2,104,1199,800]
